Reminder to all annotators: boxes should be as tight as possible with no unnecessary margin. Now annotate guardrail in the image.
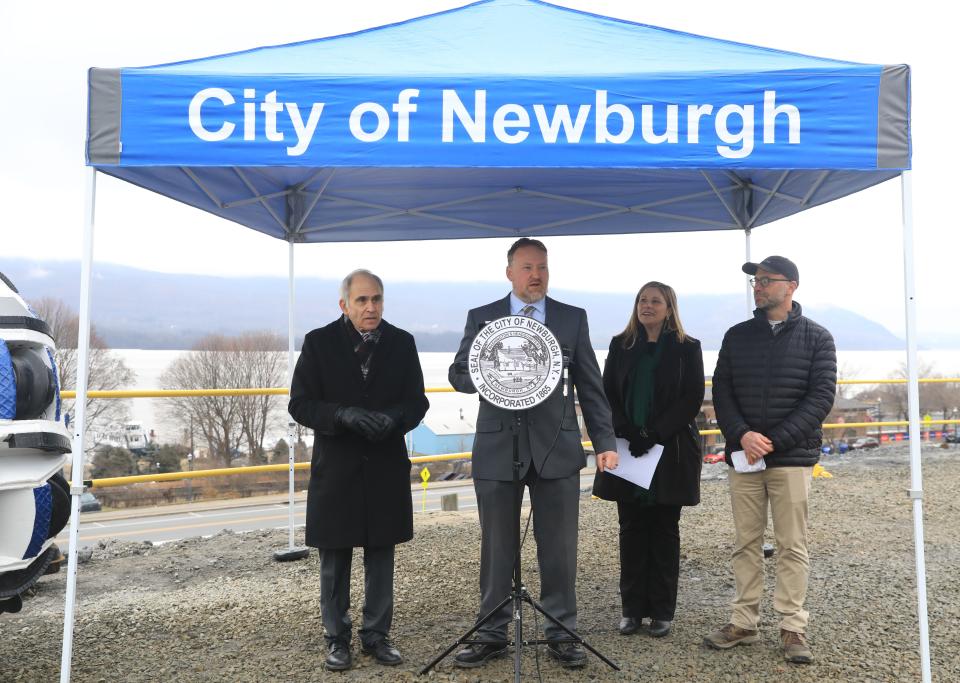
[68,380,960,489]
[57,377,960,400]
[84,420,960,489]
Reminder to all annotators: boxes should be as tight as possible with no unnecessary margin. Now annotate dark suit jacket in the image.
[289,318,428,549]
[602,331,704,506]
[448,295,616,481]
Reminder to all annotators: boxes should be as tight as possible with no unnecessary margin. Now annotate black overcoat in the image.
[601,331,704,506]
[288,317,428,549]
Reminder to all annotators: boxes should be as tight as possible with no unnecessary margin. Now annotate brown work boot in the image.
[781,629,813,664]
[703,623,759,650]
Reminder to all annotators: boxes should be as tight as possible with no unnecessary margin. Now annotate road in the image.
[54,474,598,546]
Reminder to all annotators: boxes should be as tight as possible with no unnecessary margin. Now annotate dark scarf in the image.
[342,316,381,380]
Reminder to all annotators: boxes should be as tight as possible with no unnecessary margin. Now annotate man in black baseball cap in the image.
[704,254,836,665]
[741,256,799,319]
[741,255,799,284]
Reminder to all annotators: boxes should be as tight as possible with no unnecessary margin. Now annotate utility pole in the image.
[187,416,195,502]
[877,396,883,443]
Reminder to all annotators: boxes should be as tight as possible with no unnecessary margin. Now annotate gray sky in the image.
[1,1,953,339]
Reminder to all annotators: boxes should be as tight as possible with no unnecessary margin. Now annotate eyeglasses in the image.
[749,277,792,288]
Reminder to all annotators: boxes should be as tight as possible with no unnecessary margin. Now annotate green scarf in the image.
[624,333,663,504]
[626,335,663,428]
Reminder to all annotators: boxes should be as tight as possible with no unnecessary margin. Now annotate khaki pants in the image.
[728,466,813,633]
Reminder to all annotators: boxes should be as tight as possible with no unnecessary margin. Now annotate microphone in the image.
[561,347,572,397]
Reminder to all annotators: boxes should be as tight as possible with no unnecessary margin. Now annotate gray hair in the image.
[339,269,384,302]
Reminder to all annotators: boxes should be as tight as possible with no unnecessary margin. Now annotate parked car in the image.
[79,492,102,512]
[850,437,880,450]
[944,433,960,444]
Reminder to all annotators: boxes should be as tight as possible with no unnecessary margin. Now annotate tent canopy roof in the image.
[141,0,865,76]
[86,0,910,243]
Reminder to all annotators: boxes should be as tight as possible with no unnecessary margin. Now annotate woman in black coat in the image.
[597,281,704,638]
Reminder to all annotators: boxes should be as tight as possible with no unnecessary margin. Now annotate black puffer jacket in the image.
[713,302,836,468]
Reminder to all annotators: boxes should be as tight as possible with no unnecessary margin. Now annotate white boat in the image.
[96,421,149,454]
[122,422,148,453]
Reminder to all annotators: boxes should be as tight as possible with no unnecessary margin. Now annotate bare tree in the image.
[233,332,286,465]
[160,332,286,468]
[160,335,243,468]
[29,297,136,450]
[855,361,960,421]
[835,361,860,400]
[919,373,960,423]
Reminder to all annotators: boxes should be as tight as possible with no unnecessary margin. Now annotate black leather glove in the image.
[335,406,381,440]
[619,423,644,443]
[366,411,398,442]
[628,429,659,457]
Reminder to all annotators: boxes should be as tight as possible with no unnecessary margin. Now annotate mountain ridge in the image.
[1,258,908,351]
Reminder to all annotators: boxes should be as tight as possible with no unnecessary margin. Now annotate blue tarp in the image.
[86,0,910,242]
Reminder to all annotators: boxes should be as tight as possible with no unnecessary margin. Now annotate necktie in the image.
[521,304,536,317]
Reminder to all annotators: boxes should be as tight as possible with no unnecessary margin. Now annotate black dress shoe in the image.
[619,617,641,635]
[325,642,352,671]
[454,642,508,668]
[649,619,672,638]
[546,642,587,668]
[361,638,403,665]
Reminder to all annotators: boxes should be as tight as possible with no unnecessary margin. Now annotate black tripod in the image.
[420,409,619,680]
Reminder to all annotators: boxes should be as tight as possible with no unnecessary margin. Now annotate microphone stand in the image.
[420,363,619,679]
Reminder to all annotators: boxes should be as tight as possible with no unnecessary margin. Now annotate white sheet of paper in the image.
[606,437,663,489]
[731,449,766,473]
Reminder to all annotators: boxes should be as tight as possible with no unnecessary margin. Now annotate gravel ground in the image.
[2,443,959,682]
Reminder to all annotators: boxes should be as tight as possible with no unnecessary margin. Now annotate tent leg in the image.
[900,170,932,683]
[59,168,97,683]
[274,240,309,562]
[744,228,752,314]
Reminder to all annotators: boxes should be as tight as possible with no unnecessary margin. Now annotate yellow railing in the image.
[60,387,456,399]
[85,419,960,489]
[68,380,959,489]
[58,377,960,400]
[88,452,477,488]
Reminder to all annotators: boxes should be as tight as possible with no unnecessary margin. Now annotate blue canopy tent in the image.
[86,0,908,240]
[70,0,925,680]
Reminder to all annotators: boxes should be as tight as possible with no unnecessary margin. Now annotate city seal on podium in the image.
[468,316,564,410]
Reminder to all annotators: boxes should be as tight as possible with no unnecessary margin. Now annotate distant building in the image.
[826,396,877,442]
[407,405,476,456]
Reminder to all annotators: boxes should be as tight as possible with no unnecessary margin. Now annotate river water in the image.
[106,348,960,445]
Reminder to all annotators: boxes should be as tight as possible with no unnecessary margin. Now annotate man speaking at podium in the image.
[448,238,618,669]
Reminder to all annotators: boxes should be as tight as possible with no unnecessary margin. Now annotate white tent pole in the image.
[744,228,753,314]
[900,170,932,683]
[273,236,307,561]
[286,241,296,550]
[59,168,97,683]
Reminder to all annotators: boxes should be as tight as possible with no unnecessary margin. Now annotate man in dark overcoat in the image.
[289,269,428,672]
